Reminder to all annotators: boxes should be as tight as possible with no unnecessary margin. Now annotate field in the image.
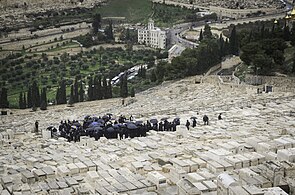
[94,0,153,23]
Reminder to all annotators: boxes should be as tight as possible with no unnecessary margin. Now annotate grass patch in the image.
[94,0,152,23]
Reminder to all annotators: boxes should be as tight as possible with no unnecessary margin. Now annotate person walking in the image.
[34,121,39,133]
[185,120,190,130]
[203,115,209,125]
[192,118,197,127]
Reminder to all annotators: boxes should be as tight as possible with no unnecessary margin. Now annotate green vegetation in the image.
[236,20,295,76]
[94,0,153,23]
[0,47,165,108]
[153,3,217,27]
[150,25,232,83]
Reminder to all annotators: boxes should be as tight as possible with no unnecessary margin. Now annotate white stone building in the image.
[138,19,166,49]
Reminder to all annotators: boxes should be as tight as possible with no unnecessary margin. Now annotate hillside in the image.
[3,75,294,132]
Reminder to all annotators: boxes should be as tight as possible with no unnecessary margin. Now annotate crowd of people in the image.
[46,114,181,142]
[44,113,223,142]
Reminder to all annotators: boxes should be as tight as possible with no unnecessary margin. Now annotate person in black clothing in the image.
[185,120,190,130]
[159,122,163,131]
[34,121,39,133]
[218,113,222,120]
[146,121,152,131]
[172,122,177,131]
[192,118,197,127]
[164,120,169,131]
[203,115,209,125]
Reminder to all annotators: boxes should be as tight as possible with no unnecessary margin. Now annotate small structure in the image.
[147,171,167,189]
[217,173,239,195]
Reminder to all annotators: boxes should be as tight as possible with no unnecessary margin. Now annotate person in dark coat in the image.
[172,122,177,131]
[218,113,222,120]
[203,115,209,125]
[146,121,152,131]
[35,121,39,133]
[164,120,169,131]
[185,120,190,130]
[192,118,197,127]
[159,122,163,131]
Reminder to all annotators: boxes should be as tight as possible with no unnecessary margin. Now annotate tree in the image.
[105,20,114,40]
[120,73,128,98]
[0,88,9,108]
[74,77,79,103]
[219,34,225,59]
[19,92,24,109]
[40,87,47,110]
[107,79,112,99]
[229,25,239,55]
[199,29,203,41]
[68,85,74,106]
[252,52,274,75]
[138,65,147,78]
[130,87,135,97]
[283,25,291,41]
[150,69,157,82]
[87,77,94,101]
[92,13,101,35]
[79,81,84,102]
[23,93,27,109]
[240,42,261,65]
[27,86,32,108]
[203,24,213,39]
[56,80,67,104]
[31,81,40,107]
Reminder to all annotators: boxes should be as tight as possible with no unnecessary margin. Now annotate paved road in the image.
[168,11,289,49]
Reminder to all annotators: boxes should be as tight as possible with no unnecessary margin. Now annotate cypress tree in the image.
[203,24,212,39]
[79,81,84,102]
[31,81,40,107]
[60,80,67,104]
[93,76,100,100]
[98,77,102,100]
[40,87,47,110]
[130,87,135,97]
[87,77,94,101]
[108,79,112,98]
[150,69,157,82]
[92,13,101,35]
[102,77,108,99]
[105,20,114,40]
[27,87,32,108]
[283,25,291,41]
[23,93,27,109]
[56,87,61,105]
[69,85,74,106]
[199,29,203,41]
[219,34,224,59]
[19,92,24,109]
[74,77,79,103]
[0,88,9,108]
[224,38,230,56]
[120,73,128,98]
[229,26,239,55]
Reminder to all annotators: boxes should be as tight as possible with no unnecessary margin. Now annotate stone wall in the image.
[245,75,295,93]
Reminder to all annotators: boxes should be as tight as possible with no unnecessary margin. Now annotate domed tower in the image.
[148,19,154,30]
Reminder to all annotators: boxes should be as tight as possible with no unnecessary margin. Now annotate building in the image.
[138,19,167,49]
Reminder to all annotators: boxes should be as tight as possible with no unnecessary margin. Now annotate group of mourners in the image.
[45,113,223,142]
[47,114,180,142]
